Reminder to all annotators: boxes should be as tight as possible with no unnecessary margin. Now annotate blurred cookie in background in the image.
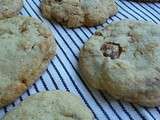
[0,0,23,19]
[41,0,118,28]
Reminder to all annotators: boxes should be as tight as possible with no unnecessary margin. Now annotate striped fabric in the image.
[1,0,160,120]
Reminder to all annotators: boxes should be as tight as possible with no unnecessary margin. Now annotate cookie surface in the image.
[79,20,160,107]
[41,0,117,28]
[0,16,56,107]
[2,91,93,120]
[0,0,23,19]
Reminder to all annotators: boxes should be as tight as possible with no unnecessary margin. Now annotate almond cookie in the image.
[41,0,118,28]
[0,16,57,107]
[0,0,23,19]
[2,91,94,120]
[79,20,160,107]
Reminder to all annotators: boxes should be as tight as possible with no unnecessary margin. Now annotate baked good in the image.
[2,91,94,120]
[79,20,160,107]
[0,16,57,107]
[41,0,118,28]
[0,0,23,19]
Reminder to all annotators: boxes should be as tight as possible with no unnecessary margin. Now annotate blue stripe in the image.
[156,107,160,114]
[118,102,135,120]
[50,60,69,91]
[40,76,49,91]
[153,3,160,9]
[143,107,156,120]
[72,29,85,44]
[131,104,147,120]
[125,1,157,23]
[62,27,81,50]
[119,0,148,20]
[100,91,124,120]
[4,107,7,113]
[146,4,160,15]
[116,2,139,19]
[33,83,39,92]
[139,4,160,21]
[46,68,59,89]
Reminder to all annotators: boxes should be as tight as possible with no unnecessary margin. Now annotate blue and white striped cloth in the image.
[1,0,160,120]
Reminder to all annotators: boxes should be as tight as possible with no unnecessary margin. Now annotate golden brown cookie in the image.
[0,16,57,107]
[2,91,94,120]
[0,0,23,19]
[41,0,118,28]
[79,20,160,107]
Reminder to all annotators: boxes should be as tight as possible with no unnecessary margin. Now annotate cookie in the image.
[0,0,23,19]
[41,0,118,28]
[0,16,57,107]
[2,91,94,120]
[79,20,160,107]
